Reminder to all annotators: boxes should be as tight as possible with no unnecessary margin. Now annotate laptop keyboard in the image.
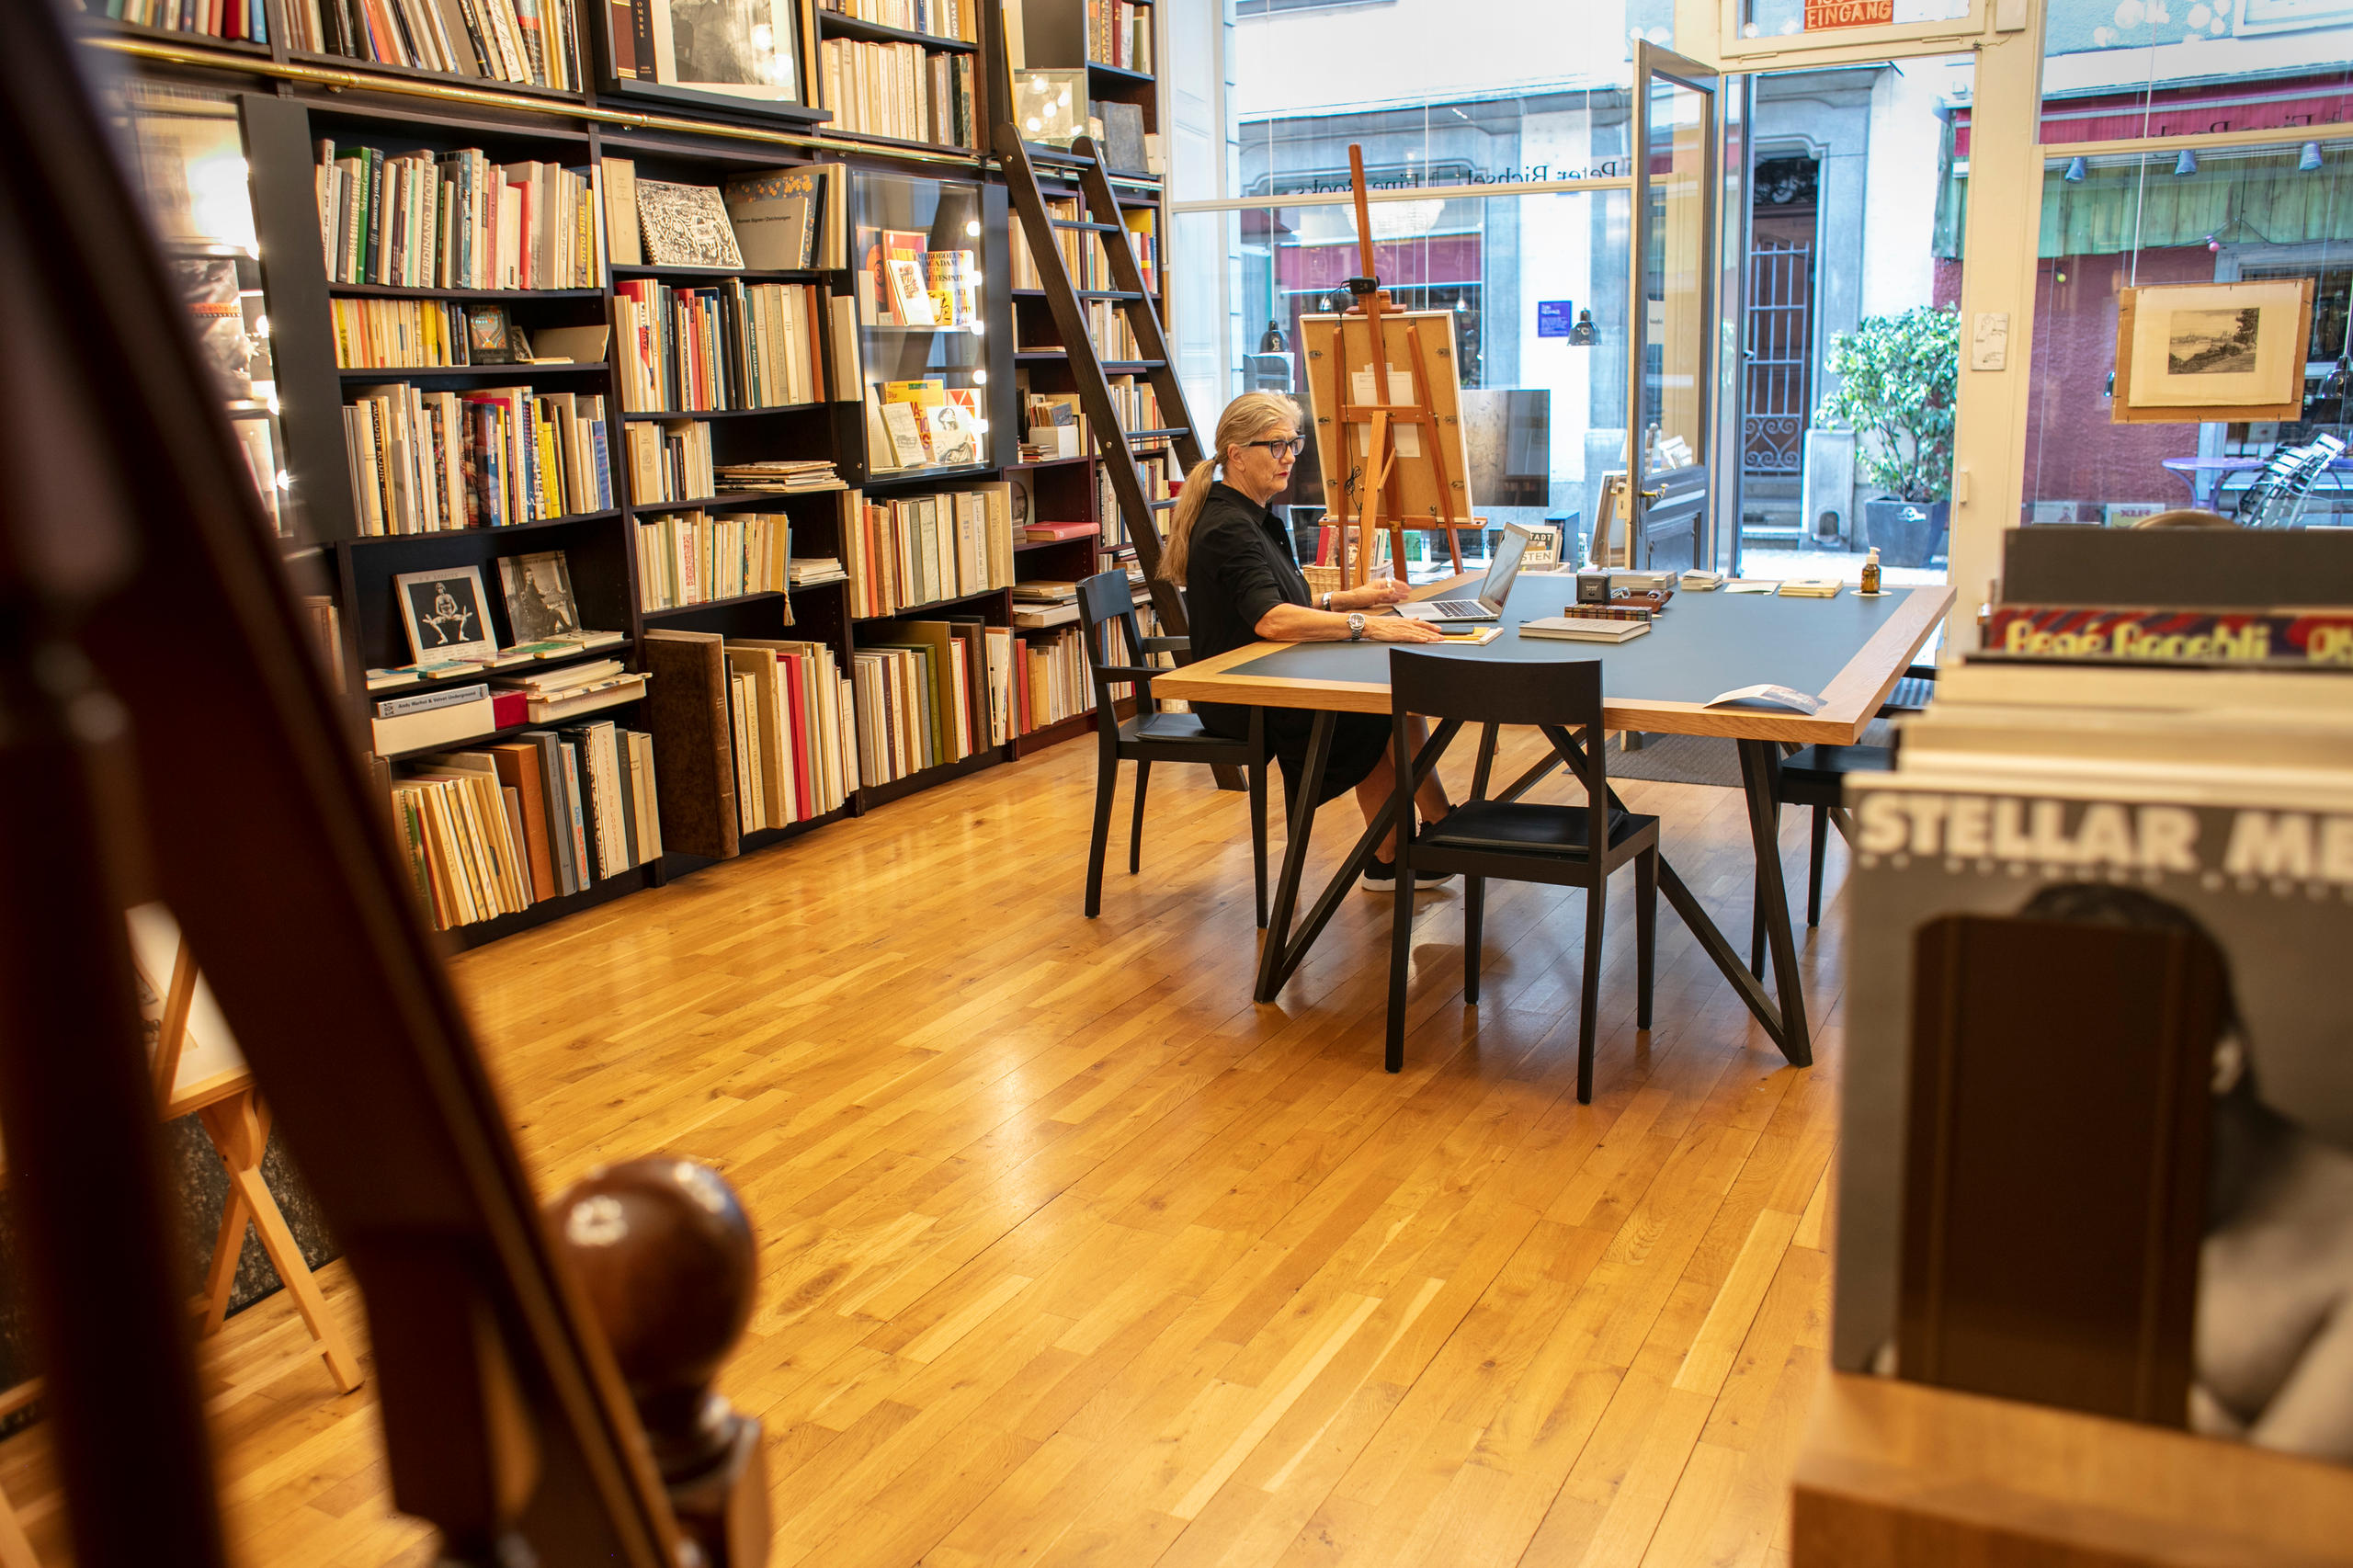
[1419,598,1493,619]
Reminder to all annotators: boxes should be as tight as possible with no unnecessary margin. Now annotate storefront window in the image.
[2020,139,2353,526]
[2037,0,2353,146]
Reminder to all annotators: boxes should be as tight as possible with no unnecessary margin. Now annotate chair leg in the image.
[1577,875,1607,1104]
[1387,849,1415,1074]
[1248,756,1268,929]
[1463,876,1484,1004]
[1085,744,1118,918]
[1635,849,1657,1031]
[1807,803,1829,927]
[1750,893,1766,978]
[1129,759,1152,876]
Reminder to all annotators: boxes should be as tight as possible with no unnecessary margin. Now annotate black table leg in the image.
[1253,710,1406,1006]
[1735,738,1812,1066]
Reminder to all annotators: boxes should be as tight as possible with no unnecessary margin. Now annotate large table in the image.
[1153,574,1952,1065]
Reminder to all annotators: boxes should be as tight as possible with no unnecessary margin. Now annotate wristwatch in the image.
[1347,612,1367,642]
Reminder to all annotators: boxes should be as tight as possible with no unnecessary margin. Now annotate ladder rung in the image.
[1051,220,1120,232]
[1122,427,1187,440]
[1147,499,1176,509]
[1075,290,1144,301]
[1101,359,1167,370]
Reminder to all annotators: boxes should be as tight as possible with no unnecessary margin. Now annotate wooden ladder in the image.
[995,131,1203,638]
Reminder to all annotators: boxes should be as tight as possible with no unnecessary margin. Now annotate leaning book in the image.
[1835,756,2353,1465]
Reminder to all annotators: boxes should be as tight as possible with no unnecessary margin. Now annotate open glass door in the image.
[1625,42,1719,575]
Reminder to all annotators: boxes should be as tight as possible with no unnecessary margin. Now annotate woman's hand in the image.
[1362,613,1445,642]
[1338,576,1416,610]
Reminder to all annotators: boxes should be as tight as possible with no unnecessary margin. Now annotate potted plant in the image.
[1815,305,1959,569]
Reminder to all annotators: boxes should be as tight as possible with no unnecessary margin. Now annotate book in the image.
[1777,577,1843,597]
[372,691,495,755]
[883,256,937,325]
[1980,605,2353,669]
[1099,101,1147,174]
[880,401,929,469]
[1022,520,1097,542]
[634,178,745,269]
[1517,616,1650,644]
[642,629,740,859]
[721,166,818,271]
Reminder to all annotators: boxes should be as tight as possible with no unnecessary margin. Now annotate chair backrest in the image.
[1076,569,1150,725]
[1387,651,1613,846]
[2241,433,2346,528]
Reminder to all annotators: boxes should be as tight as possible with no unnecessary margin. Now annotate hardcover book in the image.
[635,178,745,269]
[1983,604,2353,668]
[1837,770,2353,1464]
[722,166,818,271]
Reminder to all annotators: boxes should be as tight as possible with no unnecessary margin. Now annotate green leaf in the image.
[1814,306,1959,503]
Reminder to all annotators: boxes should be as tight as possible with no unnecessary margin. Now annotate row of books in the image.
[1017,625,1092,733]
[861,235,980,328]
[820,39,978,150]
[390,721,655,932]
[613,278,841,414]
[1107,372,1161,435]
[633,509,789,611]
[622,416,711,503]
[818,0,975,40]
[344,383,612,534]
[286,0,584,87]
[604,161,849,274]
[852,619,1007,784]
[840,483,1017,619]
[315,146,598,291]
[864,380,984,472]
[721,639,858,830]
[1086,300,1143,361]
[94,0,267,42]
[1097,450,1172,548]
[1086,0,1152,71]
[1009,197,1157,293]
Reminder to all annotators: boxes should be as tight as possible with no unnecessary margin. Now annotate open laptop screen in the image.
[1479,524,1535,609]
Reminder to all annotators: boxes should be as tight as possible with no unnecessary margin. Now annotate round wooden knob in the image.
[549,1158,755,1478]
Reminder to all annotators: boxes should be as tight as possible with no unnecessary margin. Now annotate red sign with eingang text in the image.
[1805,0,1895,27]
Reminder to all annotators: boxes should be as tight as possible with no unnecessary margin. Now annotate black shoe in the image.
[1362,856,1455,892]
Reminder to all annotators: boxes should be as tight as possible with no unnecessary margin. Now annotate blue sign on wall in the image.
[1537,300,1574,338]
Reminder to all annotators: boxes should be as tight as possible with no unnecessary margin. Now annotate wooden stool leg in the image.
[196,1177,253,1336]
[0,1483,37,1568]
[199,1095,363,1394]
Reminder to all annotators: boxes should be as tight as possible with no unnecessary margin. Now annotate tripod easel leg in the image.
[197,1092,363,1394]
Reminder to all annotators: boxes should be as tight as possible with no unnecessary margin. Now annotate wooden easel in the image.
[1316,144,1475,587]
[131,906,363,1394]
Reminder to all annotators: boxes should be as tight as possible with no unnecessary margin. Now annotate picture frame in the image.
[498,551,585,643]
[393,566,498,664]
[600,0,807,114]
[2113,279,2315,424]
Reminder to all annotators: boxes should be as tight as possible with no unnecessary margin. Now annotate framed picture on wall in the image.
[2114,279,2315,423]
[600,0,808,115]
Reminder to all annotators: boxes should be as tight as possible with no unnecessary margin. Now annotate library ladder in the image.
[996,131,1202,637]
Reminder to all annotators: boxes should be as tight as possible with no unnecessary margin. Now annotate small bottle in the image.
[1860,547,1882,595]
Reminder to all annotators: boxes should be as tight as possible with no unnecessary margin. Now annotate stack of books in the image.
[1518,612,1653,644]
[841,483,1017,618]
[632,510,790,610]
[716,459,843,494]
[1778,577,1843,598]
[787,557,848,586]
[491,658,648,722]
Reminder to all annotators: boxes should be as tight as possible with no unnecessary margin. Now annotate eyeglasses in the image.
[1243,437,1306,460]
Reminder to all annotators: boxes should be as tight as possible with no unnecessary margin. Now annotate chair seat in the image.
[1419,801,1655,859]
[1123,710,1217,744]
[1878,675,1935,714]
[1779,744,1893,807]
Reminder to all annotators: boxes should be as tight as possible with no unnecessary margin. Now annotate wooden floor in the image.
[1,724,1848,1567]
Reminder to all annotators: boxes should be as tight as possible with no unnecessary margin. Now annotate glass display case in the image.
[111,82,300,540]
[852,169,992,477]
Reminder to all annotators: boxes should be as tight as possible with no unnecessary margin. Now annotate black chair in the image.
[1077,571,1269,925]
[1746,663,1935,968]
[1385,651,1661,1101]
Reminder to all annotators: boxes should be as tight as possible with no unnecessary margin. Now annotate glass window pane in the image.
[2039,0,2353,146]
[2021,140,2353,528]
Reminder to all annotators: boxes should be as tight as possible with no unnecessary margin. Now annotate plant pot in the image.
[1863,498,1949,569]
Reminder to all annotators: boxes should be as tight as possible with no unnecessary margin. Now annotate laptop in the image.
[1394,523,1537,622]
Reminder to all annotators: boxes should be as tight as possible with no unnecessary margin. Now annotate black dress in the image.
[1185,482,1391,808]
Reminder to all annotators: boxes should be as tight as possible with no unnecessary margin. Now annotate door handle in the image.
[1641,487,1663,502]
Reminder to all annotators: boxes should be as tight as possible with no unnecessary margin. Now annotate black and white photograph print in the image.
[2167,307,2261,378]
[650,0,799,102]
[2122,279,2311,413]
[394,566,498,664]
[499,551,584,643]
[634,179,746,270]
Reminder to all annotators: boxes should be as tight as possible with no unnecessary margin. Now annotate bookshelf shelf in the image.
[815,12,980,51]
[628,490,801,508]
[641,591,791,620]
[1011,707,1097,759]
[862,461,997,488]
[337,363,609,379]
[852,585,1006,620]
[326,284,608,302]
[366,640,633,693]
[609,265,828,282]
[342,509,624,546]
[858,744,1003,809]
[1087,62,1154,86]
[824,129,984,158]
[619,404,826,421]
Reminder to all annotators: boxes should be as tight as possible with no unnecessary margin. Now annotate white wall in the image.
[1859,55,1971,318]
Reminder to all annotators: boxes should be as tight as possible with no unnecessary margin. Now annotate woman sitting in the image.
[1160,392,1450,888]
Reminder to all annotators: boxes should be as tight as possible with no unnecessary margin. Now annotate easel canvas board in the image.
[126,902,249,1114]
[1302,310,1476,524]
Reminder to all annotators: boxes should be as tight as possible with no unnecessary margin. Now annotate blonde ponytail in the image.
[1157,391,1304,586]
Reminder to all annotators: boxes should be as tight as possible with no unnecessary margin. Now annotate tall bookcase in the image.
[81,0,1172,948]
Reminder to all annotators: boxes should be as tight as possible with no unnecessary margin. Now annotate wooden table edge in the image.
[1156,584,1955,745]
